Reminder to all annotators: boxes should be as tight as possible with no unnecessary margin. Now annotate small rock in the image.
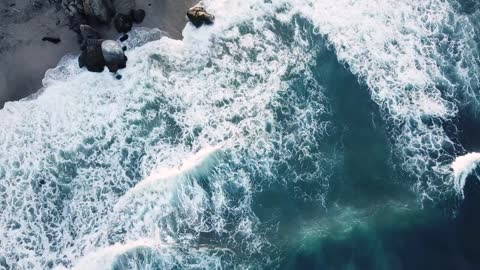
[122,46,127,51]
[115,74,122,80]
[130,9,145,23]
[119,34,128,42]
[113,13,133,33]
[42,37,61,44]
[186,6,215,28]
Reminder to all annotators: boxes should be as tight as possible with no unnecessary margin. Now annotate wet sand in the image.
[0,0,197,108]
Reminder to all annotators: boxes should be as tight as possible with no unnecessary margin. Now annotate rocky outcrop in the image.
[78,24,127,73]
[79,38,128,73]
[101,40,127,72]
[78,24,105,72]
[61,0,146,34]
[186,6,215,28]
[82,0,115,23]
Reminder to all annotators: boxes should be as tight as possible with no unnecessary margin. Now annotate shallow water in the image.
[0,0,479,269]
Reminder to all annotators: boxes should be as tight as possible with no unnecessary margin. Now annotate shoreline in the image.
[0,0,197,108]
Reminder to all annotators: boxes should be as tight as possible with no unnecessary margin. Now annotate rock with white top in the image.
[101,40,127,72]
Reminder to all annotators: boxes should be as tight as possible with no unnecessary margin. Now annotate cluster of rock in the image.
[74,4,215,74]
[63,0,144,74]
[61,0,145,33]
[78,25,127,73]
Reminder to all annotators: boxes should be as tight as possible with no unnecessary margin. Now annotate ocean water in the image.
[0,0,480,269]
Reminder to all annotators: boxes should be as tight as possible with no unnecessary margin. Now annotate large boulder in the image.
[113,13,133,33]
[186,6,215,28]
[78,25,105,72]
[82,0,115,23]
[101,40,127,72]
[130,9,146,23]
[79,39,106,72]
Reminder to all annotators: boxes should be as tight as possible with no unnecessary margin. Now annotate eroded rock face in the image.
[186,6,215,28]
[101,40,127,72]
[62,0,144,36]
[82,0,115,23]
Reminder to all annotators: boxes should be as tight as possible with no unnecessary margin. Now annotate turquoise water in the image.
[0,0,479,269]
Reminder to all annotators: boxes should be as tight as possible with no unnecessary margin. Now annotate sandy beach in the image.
[0,0,197,108]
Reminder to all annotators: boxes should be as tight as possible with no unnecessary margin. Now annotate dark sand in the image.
[0,0,197,108]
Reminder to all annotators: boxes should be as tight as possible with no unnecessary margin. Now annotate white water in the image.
[0,7,331,268]
[0,0,479,268]
[297,0,479,197]
[452,152,480,196]
[63,146,224,269]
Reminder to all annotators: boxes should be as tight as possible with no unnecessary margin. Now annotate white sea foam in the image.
[106,145,222,241]
[451,152,480,195]
[297,0,478,199]
[0,2,331,267]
